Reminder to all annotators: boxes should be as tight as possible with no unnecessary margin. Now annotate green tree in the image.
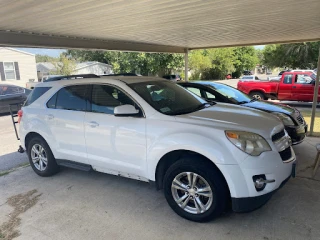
[35,54,57,63]
[232,47,258,78]
[51,54,76,75]
[65,50,183,76]
[262,42,320,69]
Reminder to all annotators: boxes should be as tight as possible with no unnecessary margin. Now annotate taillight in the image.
[18,110,23,123]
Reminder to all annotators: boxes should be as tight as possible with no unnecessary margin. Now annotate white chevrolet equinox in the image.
[18,75,296,222]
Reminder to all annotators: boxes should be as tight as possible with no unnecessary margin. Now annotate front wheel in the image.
[163,157,228,222]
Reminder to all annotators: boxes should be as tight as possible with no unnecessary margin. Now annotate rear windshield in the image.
[24,87,51,106]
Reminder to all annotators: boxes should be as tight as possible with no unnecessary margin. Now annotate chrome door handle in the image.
[46,114,54,120]
[88,121,99,128]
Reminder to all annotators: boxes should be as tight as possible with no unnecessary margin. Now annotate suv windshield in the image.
[129,80,208,115]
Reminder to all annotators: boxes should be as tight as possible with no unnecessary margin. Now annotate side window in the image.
[56,85,88,111]
[91,85,136,114]
[283,74,293,84]
[255,76,259,80]
[24,87,51,106]
[47,93,57,109]
[204,90,216,100]
[295,74,313,84]
[186,87,202,97]
[0,85,9,95]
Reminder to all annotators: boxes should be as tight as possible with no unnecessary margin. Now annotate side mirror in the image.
[114,104,140,117]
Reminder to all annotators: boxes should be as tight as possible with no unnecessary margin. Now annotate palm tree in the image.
[283,42,320,69]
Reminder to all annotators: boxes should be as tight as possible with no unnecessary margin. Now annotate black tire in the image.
[27,136,60,177]
[163,156,229,222]
[249,91,265,100]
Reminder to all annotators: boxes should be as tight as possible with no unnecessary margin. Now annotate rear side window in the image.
[24,87,51,106]
[55,85,89,111]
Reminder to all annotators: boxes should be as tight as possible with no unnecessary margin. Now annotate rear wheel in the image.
[27,136,60,177]
[250,91,265,100]
[163,157,228,222]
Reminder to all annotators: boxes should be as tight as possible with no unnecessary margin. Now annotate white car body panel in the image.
[19,76,295,201]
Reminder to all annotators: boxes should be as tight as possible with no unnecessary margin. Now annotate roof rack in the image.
[44,74,100,82]
[101,73,141,76]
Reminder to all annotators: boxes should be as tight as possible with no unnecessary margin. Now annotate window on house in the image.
[3,62,16,80]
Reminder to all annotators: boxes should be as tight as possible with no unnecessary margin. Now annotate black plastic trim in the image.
[232,175,291,213]
[56,159,92,171]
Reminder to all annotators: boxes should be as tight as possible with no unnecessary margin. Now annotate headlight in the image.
[225,131,271,156]
[272,112,295,126]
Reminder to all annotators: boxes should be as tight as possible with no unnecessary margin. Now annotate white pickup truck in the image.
[18,75,295,222]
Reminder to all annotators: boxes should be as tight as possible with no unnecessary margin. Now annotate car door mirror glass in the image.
[114,104,140,117]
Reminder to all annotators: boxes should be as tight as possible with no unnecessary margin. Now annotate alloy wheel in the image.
[31,144,48,171]
[171,172,213,214]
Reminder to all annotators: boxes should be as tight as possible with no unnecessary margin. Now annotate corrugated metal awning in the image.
[0,0,319,52]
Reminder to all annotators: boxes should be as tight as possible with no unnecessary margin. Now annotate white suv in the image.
[18,76,296,222]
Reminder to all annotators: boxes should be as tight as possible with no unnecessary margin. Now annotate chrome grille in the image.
[272,130,285,142]
[296,115,304,125]
[279,147,292,162]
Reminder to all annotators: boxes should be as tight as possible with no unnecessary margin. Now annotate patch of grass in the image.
[0,230,4,238]
[0,171,11,177]
[299,109,320,137]
[17,162,30,168]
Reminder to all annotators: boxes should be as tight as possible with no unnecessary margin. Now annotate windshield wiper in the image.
[170,102,214,116]
[237,101,250,104]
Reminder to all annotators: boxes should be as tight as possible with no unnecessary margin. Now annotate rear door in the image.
[278,74,293,100]
[45,84,89,164]
[292,74,315,101]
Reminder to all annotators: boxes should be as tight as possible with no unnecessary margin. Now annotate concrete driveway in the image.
[1,116,320,240]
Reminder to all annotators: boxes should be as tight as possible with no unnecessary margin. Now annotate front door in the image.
[84,84,147,178]
[292,74,315,101]
[278,74,293,100]
[45,84,89,164]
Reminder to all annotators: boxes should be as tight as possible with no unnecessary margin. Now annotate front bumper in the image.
[232,174,292,212]
[217,146,296,211]
[285,124,307,145]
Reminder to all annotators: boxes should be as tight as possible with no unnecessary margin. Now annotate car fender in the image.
[146,132,239,181]
[20,113,58,156]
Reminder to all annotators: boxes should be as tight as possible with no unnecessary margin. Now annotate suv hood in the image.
[175,103,284,139]
[242,100,295,116]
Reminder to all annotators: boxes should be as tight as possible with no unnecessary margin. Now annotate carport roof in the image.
[0,0,319,53]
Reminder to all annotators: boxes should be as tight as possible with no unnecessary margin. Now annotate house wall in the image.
[0,48,37,87]
[74,64,113,75]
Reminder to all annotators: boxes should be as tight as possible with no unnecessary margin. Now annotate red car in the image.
[237,71,317,101]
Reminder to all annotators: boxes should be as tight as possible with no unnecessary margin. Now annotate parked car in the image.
[243,70,252,75]
[237,71,317,102]
[18,75,295,222]
[0,84,30,113]
[163,74,181,81]
[240,75,261,81]
[179,82,307,144]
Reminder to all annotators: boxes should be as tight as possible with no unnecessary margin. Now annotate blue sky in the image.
[16,45,265,57]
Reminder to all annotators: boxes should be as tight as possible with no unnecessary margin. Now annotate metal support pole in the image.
[309,46,320,135]
[184,49,189,82]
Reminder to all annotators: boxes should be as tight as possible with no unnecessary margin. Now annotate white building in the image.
[0,48,37,87]
[37,61,113,79]
[73,61,113,75]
